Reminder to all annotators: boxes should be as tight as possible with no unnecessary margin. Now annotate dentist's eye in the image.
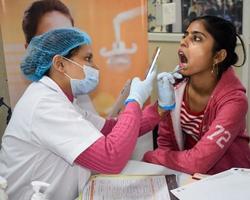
[84,55,93,63]
[85,57,91,62]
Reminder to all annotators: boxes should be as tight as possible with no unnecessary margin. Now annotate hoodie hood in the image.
[211,67,246,102]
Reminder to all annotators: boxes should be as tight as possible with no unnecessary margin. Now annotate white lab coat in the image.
[0,76,105,200]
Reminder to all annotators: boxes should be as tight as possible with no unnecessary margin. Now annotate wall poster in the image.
[0,0,148,116]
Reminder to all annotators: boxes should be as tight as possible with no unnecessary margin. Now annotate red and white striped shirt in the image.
[180,96,204,149]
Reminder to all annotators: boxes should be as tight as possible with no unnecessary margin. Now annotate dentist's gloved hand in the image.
[125,71,156,108]
[157,71,182,110]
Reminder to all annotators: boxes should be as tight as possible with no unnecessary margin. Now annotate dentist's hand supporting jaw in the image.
[125,71,156,108]
[157,71,182,111]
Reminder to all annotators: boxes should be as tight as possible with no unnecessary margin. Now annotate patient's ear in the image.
[214,49,227,64]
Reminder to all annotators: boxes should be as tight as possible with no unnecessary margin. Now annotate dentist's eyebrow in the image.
[85,52,93,58]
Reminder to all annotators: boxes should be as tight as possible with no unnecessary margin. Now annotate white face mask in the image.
[63,57,99,96]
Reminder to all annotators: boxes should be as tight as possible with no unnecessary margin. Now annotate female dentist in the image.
[0,28,160,200]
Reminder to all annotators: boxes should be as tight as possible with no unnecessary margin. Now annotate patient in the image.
[143,15,250,175]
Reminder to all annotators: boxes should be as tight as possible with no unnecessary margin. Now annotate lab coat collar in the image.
[39,76,70,101]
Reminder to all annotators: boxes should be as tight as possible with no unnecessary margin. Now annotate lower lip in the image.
[179,62,188,69]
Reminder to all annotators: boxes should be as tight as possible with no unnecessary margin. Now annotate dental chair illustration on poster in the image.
[100,7,144,69]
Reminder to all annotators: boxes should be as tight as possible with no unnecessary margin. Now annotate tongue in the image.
[179,62,186,68]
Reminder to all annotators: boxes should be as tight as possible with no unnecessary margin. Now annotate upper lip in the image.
[178,49,187,63]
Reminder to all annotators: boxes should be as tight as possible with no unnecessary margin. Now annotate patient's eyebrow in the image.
[184,30,207,38]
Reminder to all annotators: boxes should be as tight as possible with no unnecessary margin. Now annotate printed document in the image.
[82,175,177,200]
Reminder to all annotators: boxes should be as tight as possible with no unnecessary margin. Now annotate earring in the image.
[211,63,218,76]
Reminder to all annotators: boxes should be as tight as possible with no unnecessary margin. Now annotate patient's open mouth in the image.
[178,51,187,63]
[178,50,188,68]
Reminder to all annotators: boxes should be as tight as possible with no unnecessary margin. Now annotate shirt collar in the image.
[39,76,74,102]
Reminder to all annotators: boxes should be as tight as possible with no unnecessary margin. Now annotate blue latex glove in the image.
[125,71,156,108]
[157,71,182,110]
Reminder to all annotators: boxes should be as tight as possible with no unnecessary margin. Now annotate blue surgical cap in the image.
[20,28,92,81]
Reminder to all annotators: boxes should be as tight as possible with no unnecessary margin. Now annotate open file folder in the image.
[82,174,178,200]
[171,168,250,200]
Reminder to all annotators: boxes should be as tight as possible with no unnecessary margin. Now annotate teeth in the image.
[178,51,187,63]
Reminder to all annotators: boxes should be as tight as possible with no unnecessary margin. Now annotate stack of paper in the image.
[82,174,178,200]
[171,168,250,200]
